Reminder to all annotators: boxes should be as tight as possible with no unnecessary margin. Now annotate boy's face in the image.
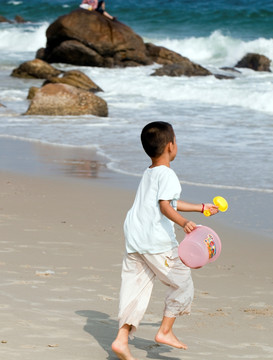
[170,136,177,161]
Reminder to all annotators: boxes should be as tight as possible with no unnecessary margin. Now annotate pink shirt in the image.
[81,0,98,9]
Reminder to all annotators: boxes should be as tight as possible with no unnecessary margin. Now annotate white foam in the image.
[87,64,273,116]
[0,134,99,150]
[7,0,22,5]
[0,23,48,52]
[149,30,273,69]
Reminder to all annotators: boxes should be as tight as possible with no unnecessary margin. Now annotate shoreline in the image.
[1,136,272,239]
[1,137,273,359]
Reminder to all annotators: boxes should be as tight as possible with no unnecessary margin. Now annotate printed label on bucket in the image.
[204,234,216,259]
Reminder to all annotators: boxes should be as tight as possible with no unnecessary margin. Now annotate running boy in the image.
[112,121,218,360]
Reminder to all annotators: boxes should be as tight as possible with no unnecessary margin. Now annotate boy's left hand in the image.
[204,203,219,215]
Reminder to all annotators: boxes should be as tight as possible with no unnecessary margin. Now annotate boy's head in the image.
[141,121,175,158]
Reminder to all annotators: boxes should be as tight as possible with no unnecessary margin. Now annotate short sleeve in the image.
[157,168,181,202]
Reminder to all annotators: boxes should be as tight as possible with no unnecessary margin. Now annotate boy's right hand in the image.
[183,220,196,234]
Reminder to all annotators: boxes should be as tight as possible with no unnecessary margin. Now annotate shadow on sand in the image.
[76,310,182,360]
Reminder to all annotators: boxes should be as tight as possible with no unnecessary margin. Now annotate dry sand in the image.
[0,140,273,360]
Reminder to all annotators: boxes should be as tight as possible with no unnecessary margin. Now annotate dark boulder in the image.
[36,9,153,67]
[151,62,211,77]
[36,9,208,70]
[235,53,271,72]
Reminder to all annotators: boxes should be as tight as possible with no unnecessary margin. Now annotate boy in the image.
[112,122,218,360]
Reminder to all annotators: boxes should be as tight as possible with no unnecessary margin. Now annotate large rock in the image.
[37,9,153,67]
[25,83,108,117]
[43,69,103,92]
[151,62,212,77]
[11,59,62,79]
[235,53,271,72]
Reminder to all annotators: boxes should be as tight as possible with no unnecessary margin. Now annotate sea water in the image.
[0,0,273,197]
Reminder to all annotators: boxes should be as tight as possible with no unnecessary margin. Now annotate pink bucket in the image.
[178,226,222,269]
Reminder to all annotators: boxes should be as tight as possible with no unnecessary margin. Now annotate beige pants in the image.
[118,247,194,336]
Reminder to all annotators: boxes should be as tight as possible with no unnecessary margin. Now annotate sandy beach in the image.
[1,139,273,360]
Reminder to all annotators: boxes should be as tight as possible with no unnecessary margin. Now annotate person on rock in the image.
[80,0,116,20]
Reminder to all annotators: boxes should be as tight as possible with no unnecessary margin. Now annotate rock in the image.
[25,83,108,117]
[214,74,235,80]
[151,62,211,77]
[0,103,6,107]
[235,53,271,72]
[43,70,103,93]
[145,43,189,65]
[11,59,62,79]
[38,40,107,67]
[27,87,40,100]
[0,15,12,23]
[14,15,27,23]
[37,9,152,67]
[220,67,241,73]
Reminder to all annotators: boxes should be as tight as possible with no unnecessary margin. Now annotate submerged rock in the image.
[0,14,27,23]
[25,83,108,117]
[151,62,212,77]
[235,53,271,72]
[214,74,235,80]
[0,15,12,23]
[14,15,27,23]
[220,67,241,73]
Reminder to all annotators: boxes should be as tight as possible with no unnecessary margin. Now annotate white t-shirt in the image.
[124,165,182,254]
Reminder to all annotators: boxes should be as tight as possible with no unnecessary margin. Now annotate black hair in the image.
[141,121,175,158]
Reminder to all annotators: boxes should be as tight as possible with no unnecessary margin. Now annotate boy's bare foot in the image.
[111,340,137,360]
[155,330,188,350]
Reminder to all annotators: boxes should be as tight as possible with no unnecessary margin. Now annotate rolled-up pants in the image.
[118,247,194,336]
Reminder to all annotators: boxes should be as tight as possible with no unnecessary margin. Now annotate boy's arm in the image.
[177,200,218,215]
[159,200,196,233]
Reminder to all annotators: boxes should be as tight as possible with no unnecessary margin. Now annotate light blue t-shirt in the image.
[124,165,182,254]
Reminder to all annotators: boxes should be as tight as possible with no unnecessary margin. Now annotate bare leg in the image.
[155,316,188,350]
[103,10,115,20]
[112,324,137,360]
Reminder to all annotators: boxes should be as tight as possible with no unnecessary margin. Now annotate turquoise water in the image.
[1,0,273,39]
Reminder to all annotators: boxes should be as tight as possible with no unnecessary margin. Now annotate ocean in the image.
[0,0,273,197]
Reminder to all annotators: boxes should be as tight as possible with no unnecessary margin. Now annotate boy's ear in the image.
[167,141,174,153]
[164,142,170,153]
